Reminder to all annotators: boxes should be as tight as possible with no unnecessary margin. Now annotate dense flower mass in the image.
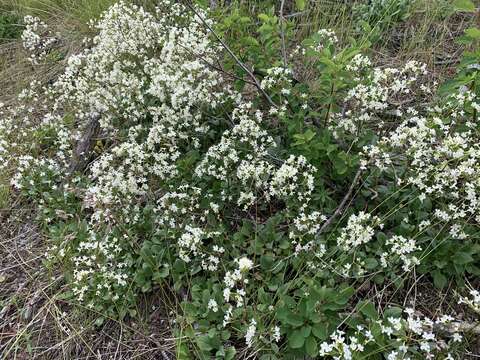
[319,308,464,360]
[1,1,479,359]
[21,15,56,64]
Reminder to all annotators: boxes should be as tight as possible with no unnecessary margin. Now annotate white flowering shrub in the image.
[460,286,480,314]
[2,1,480,359]
[21,15,57,64]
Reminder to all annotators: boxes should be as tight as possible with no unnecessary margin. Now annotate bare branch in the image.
[316,167,363,237]
[279,0,288,69]
[184,1,278,108]
[67,114,100,176]
[285,11,308,19]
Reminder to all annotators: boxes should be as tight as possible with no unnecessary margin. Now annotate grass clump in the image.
[0,13,22,42]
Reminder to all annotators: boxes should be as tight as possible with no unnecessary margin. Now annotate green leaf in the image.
[453,251,474,265]
[312,323,328,340]
[433,270,448,289]
[293,129,316,146]
[260,355,278,360]
[305,336,318,357]
[364,257,378,270]
[295,0,306,11]
[288,329,305,349]
[94,317,105,326]
[465,27,480,39]
[197,335,213,352]
[176,341,191,360]
[224,346,236,360]
[453,0,476,12]
[358,300,378,320]
[285,313,305,327]
[260,255,273,270]
[300,325,311,338]
[258,13,270,22]
[334,287,354,305]
[384,307,402,318]
[153,265,169,281]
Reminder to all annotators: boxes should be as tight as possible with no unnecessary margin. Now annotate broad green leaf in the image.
[258,13,270,22]
[94,317,105,326]
[288,329,305,349]
[295,0,306,11]
[364,257,378,270]
[197,336,213,352]
[433,270,448,289]
[453,0,476,12]
[285,313,305,327]
[224,347,236,360]
[335,287,354,305]
[358,300,378,320]
[465,27,480,39]
[176,341,191,360]
[305,336,318,357]
[312,323,328,340]
[384,307,402,318]
[453,251,474,265]
[300,325,311,338]
[152,266,169,281]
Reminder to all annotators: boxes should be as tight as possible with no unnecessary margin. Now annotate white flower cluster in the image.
[195,106,275,182]
[337,211,382,250]
[332,59,429,139]
[269,155,316,203]
[260,66,293,92]
[13,0,234,307]
[54,2,228,224]
[0,81,69,184]
[290,211,327,237]
[207,299,219,313]
[289,210,327,255]
[315,28,338,51]
[222,257,253,327]
[6,3,473,357]
[154,186,224,271]
[319,308,461,359]
[196,106,317,209]
[21,15,57,64]
[245,318,257,348]
[381,235,420,272]
[460,288,480,314]
[345,54,372,73]
[291,28,338,57]
[72,231,131,304]
[334,213,421,276]
[364,89,480,237]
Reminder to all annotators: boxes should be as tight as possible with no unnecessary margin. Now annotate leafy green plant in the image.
[1,1,479,359]
[353,0,412,43]
[0,13,21,41]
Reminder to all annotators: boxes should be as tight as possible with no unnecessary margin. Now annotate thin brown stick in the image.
[279,0,288,68]
[67,114,100,176]
[316,167,363,237]
[184,1,278,108]
[176,42,256,86]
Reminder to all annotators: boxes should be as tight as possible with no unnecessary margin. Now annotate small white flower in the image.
[237,257,253,272]
[245,319,257,347]
[207,299,218,313]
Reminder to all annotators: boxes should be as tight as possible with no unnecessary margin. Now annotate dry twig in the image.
[316,167,363,237]
[184,1,278,108]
